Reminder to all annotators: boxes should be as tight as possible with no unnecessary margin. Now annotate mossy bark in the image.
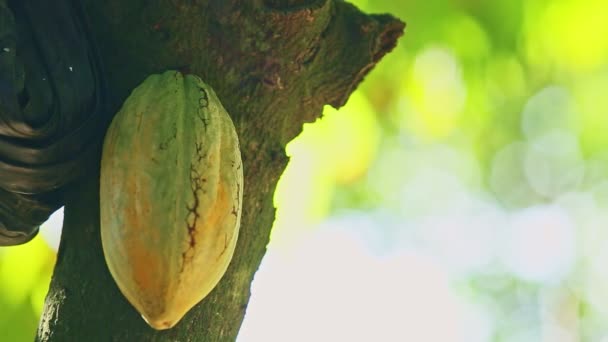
[37,1,404,340]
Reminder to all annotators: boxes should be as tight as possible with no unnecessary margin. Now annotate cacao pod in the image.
[100,71,243,330]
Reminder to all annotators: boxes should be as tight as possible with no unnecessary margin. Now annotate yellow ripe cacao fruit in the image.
[100,71,243,330]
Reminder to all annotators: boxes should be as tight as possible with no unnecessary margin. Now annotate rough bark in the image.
[36,1,404,341]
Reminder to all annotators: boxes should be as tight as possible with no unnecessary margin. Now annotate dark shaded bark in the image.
[0,0,107,245]
[37,1,404,340]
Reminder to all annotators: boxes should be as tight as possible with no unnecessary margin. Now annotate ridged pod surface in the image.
[100,71,243,330]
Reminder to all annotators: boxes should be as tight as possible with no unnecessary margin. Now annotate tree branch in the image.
[37,1,404,340]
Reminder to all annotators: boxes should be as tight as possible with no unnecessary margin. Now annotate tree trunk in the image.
[37,1,404,340]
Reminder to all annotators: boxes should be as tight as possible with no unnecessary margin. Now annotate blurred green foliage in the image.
[267,0,608,340]
[0,237,55,341]
[4,0,608,340]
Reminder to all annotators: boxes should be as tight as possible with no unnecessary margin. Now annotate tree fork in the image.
[37,1,404,340]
